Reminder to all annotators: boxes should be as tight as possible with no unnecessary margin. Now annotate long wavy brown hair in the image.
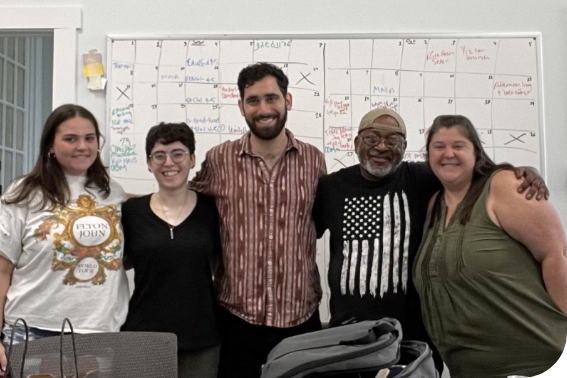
[2,104,110,209]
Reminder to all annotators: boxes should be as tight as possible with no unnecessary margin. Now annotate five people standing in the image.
[0,64,560,378]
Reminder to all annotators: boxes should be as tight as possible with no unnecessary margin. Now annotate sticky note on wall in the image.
[83,49,104,77]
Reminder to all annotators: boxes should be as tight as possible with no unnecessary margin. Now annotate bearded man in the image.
[190,62,326,378]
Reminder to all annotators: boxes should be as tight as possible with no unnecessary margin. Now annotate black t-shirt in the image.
[120,193,221,351]
[313,162,440,340]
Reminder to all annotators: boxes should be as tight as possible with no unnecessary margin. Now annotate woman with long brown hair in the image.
[0,104,129,371]
[414,115,567,378]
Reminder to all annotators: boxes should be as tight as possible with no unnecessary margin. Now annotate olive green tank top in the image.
[413,171,567,378]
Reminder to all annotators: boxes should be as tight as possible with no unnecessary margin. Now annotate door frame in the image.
[0,6,82,108]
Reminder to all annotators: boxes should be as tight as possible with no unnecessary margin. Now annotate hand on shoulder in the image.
[488,169,555,230]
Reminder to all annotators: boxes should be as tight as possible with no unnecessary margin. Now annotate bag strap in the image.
[60,318,79,378]
[5,318,29,378]
[339,322,399,346]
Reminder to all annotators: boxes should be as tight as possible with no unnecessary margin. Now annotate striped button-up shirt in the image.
[189,130,327,328]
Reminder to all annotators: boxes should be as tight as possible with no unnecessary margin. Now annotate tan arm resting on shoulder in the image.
[487,170,567,315]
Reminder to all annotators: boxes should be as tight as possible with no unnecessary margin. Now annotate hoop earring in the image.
[48,151,55,159]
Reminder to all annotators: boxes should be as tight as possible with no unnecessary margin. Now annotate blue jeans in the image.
[2,323,61,348]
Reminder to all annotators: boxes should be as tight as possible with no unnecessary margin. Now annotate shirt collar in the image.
[237,129,299,156]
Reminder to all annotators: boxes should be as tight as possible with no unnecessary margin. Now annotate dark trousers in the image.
[178,344,220,378]
[216,306,322,378]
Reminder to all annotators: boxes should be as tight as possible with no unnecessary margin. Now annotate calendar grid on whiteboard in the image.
[106,34,544,322]
[107,35,543,197]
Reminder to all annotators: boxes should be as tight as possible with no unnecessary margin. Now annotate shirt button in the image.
[269,235,273,240]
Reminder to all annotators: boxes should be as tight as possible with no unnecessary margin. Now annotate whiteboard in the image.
[106,34,544,320]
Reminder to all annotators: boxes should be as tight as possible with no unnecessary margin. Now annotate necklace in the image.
[156,192,190,239]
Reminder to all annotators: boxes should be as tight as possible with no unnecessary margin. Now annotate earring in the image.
[48,151,55,158]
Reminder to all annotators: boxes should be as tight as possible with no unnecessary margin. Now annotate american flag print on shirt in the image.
[341,191,410,298]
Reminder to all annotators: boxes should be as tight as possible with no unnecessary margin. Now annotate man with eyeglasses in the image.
[312,108,548,375]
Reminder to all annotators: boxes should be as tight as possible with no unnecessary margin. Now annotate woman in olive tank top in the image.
[413,115,567,378]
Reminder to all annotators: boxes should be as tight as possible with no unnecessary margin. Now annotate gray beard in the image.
[360,158,402,178]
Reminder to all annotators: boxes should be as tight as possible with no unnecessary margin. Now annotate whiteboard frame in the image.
[105,32,545,178]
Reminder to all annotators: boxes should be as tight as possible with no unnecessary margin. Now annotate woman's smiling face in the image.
[428,126,476,189]
[50,116,98,176]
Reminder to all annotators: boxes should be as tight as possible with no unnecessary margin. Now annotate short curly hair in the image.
[145,122,195,158]
[237,62,289,99]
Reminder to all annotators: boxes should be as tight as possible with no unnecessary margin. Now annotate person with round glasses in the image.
[120,122,221,378]
[149,149,189,165]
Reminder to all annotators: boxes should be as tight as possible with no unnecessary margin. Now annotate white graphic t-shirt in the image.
[0,176,129,332]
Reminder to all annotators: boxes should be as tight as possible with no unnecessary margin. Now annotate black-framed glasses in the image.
[148,149,189,164]
[361,133,404,147]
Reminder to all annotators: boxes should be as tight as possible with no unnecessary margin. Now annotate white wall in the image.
[3,0,567,222]
[2,2,566,376]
